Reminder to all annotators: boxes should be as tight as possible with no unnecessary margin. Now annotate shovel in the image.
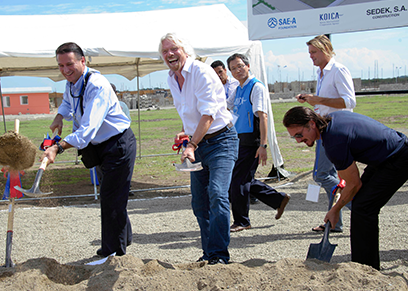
[14,157,53,197]
[306,220,337,262]
[173,158,203,172]
[306,190,341,262]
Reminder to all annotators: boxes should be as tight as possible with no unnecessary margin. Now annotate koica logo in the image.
[319,12,341,21]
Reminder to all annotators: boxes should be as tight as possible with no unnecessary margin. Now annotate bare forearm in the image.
[258,111,268,145]
[315,96,346,109]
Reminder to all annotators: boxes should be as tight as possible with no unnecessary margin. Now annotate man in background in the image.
[211,60,239,99]
[296,34,356,233]
[211,59,259,204]
[226,53,290,233]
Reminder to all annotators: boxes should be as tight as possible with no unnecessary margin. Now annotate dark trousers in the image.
[351,144,408,270]
[96,128,137,256]
[229,145,286,227]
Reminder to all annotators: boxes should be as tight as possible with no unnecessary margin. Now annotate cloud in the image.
[0,5,31,14]
[336,47,407,79]
[264,47,408,82]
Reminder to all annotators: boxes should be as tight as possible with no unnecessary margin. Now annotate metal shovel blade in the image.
[14,168,53,197]
[173,158,203,172]
[306,221,337,262]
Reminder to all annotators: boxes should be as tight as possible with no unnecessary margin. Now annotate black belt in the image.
[203,122,233,140]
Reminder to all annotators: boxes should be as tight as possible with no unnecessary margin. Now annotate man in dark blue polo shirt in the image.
[283,106,408,270]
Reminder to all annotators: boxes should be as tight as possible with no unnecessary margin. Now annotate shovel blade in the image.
[306,241,337,262]
[13,185,53,197]
[13,166,53,197]
[306,221,337,262]
[173,159,203,172]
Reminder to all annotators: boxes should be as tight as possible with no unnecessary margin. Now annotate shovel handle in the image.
[326,187,341,231]
[40,157,50,170]
[5,119,20,267]
[14,119,20,134]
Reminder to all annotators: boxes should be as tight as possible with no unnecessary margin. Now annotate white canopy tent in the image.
[0,4,284,171]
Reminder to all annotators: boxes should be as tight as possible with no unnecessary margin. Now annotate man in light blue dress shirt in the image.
[41,42,136,258]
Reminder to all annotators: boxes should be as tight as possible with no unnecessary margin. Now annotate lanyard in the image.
[313,139,321,180]
[70,68,89,128]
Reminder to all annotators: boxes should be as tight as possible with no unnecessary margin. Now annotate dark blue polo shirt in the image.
[321,111,406,171]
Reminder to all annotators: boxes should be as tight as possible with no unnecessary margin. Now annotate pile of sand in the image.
[0,256,406,290]
[0,131,37,171]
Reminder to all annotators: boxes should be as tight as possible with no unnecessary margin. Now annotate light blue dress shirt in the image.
[58,67,130,149]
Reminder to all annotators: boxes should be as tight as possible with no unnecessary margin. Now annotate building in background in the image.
[1,87,52,115]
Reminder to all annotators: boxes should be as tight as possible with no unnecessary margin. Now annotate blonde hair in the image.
[158,32,196,60]
[306,35,335,58]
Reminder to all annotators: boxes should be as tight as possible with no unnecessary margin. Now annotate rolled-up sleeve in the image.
[335,67,356,110]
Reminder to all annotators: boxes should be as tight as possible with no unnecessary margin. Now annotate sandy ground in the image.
[0,172,407,290]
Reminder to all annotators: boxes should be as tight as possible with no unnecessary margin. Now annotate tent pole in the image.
[0,78,7,133]
[137,75,141,159]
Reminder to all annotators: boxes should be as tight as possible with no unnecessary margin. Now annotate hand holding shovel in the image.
[306,189,341,262]
[172,136,202,172]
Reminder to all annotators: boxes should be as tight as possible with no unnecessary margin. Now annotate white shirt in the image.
[223,77,239,99]
[58,67,130,149]
[167,57,232,136]
[315,58,356,116]
[227,75,267,117]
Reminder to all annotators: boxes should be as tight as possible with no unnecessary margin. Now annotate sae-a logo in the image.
[267,17,297,30]
[267,17,278,28]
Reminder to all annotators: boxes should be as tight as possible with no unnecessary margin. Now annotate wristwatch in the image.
[260,144,268,149]
[56,142,65,154]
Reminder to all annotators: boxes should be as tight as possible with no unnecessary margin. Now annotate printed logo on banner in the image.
[319,11,343,27]
[366,5,407,19]
[267,16,297,30]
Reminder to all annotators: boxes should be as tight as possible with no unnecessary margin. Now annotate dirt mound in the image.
[0,256,406,290]
[0,131,37,170]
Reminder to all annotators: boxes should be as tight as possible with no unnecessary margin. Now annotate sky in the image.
[1,0,407,92]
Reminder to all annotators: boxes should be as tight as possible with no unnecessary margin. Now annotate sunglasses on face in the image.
[291,126,306,139]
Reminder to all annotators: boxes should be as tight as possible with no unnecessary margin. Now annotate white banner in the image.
[248,0,408,40]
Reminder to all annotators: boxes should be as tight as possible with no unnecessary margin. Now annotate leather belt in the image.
[203,122,233,140]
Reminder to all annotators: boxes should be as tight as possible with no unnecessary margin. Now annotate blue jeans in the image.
[314,140,351,231]
[190,126,238,262]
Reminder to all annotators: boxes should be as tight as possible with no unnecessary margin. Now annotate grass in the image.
[2,94,408,195]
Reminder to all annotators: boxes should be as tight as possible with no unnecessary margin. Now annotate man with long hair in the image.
[283,106,408,270]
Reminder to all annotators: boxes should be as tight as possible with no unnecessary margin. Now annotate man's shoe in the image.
[312,224,343,233]
[96,248,103,256]
[275,193,291,220]
[208,257,227,265]
[196,256,206,262]
[230,224,251,232]
[250,195,259,204]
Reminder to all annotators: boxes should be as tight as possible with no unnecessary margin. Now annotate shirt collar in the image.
[317,58,335,76]
[239,74,255,88]
[70,66,88,91]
